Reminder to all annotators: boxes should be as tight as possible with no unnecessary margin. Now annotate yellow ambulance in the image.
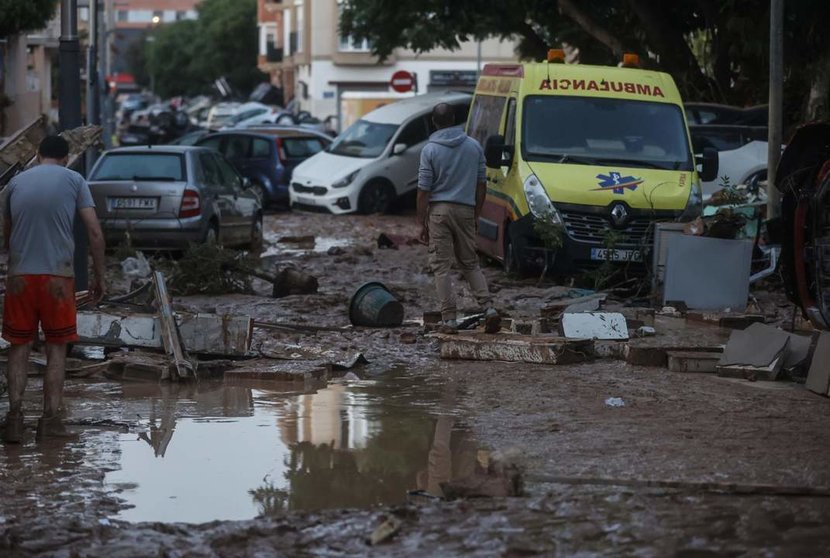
[468,52,717,274]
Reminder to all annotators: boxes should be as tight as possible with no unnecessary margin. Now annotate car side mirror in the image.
[392,143,407,156]
[242,177,252,189]
[697,147,719,182]
[484,134,514,169]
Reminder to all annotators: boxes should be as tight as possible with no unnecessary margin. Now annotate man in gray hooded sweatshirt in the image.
[417,103,498,332]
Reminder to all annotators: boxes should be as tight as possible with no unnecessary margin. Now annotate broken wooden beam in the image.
[432,332,593,365]
[152,271,194,380]
[75,311,252,356]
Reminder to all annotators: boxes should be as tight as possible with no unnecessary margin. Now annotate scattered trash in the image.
[368,516,403,546]
[434,332,593,365]
[806,332,830,396]
[561,312,628,340]
[326,246,345,256]
[716,323,796,381]
[634,326,656,337]
[120,252,151,278]
[399,332,417,344]
[377,233,418,250]
[97,518,111,526]
[605,397,625,407]
[349,282,404,327]
[667,351,722,373]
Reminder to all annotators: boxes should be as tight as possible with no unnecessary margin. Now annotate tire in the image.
[254,181,270,209]
[503,226,529,277]
[357,181,395,215]
[249,213,264,252]
[204,223,219,246]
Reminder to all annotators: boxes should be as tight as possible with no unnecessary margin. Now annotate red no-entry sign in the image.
[390,70,415,93]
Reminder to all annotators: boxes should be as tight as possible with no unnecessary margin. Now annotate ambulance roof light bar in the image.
[547,49,565,63]
[622,53,640,68]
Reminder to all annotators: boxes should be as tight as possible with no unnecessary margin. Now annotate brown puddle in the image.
[2,369,477,525]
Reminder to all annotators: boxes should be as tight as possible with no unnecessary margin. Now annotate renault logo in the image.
[610,204,628,226]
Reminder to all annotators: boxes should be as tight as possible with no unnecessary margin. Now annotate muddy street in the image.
[2,211,830,557]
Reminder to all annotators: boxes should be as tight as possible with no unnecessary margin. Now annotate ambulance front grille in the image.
[560,211,654,247]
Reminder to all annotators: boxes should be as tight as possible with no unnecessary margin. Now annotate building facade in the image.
[1,15,60,134]
[258,0,518,129]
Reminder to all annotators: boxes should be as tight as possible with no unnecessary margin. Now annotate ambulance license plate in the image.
[590,248,642,262]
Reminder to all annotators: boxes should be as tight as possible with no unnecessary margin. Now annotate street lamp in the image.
[146,35,156,95]
[151,15,160,24]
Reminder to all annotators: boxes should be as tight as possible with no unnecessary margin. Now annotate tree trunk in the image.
[806,54,830,122]
[558,0,626,57]
[625,0,705,92]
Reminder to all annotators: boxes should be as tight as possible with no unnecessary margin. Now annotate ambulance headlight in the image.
[524,174,561,223]
[678,180,703,222]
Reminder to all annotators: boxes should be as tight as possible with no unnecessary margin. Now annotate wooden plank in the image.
[75,311,252,356]
[152,272,193,380]
[433,333,593,365]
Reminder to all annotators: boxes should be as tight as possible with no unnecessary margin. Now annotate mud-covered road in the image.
[2,211,830,557]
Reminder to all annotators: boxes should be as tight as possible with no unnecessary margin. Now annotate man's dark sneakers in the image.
[2,412,25,444]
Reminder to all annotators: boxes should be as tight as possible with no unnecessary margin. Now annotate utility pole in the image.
[86,0,100,174]
[767,0,783,219]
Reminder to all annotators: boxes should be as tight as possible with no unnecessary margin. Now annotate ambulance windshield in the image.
[522,96,693,171]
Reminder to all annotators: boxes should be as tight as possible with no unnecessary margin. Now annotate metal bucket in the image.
[349,282,404,327]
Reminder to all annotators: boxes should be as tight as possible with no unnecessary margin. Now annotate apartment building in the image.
[258,0,518,128]
[1,15,60,134]
[92,0,200,74]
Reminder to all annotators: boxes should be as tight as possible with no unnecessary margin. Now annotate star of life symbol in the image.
[593,172,644,195]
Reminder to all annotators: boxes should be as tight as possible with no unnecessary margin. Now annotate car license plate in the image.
[110,197,157,210]
[590,248,642,262]
[295,196,316,206]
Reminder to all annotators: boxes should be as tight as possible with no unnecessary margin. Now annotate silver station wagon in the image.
[88,146,263,250]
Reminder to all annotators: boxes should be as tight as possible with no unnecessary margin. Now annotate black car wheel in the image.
[503,226,529,276]
[250,214,264,252]
[357,181,395,215]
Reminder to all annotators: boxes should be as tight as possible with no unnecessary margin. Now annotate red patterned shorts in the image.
[2,275,78,345]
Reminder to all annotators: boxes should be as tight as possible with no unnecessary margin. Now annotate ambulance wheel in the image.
[503,229,528,276]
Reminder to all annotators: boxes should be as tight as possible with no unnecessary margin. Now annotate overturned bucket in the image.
[349,282,404,327]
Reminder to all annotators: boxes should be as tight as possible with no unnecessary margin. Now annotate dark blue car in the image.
[196,128,331,207]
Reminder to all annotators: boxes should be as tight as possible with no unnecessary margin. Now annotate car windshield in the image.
[522,96,693,171]
[91,153,186,181]
[327,120,398,158]
[282,137,323,158]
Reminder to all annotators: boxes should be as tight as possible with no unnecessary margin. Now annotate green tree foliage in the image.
[141,0,265,98]
[341,0,830,123]
[0,0,58,38]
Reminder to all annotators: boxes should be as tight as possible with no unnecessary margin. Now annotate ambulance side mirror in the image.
[697,147,719,182]
[485,135,514,169]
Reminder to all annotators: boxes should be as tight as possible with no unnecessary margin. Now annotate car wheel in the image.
[204,223,219,246]
[358,181,395,215]
[250,214,264,252]
[503,227,528,276]
[254,181,270,208]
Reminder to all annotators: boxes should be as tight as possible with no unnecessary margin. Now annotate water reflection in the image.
[103,371,477,523]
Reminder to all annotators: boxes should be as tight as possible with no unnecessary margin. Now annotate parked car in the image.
[690,124,769,197]
[289,92,472,214]
[206,102,240,129]
[221,102,274,129]
[169,129,210,146]
[685,103,768,126]
[88,146,262,250]
[195,128,331,207]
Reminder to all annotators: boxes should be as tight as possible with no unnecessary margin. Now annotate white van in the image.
[289,92,472,214]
